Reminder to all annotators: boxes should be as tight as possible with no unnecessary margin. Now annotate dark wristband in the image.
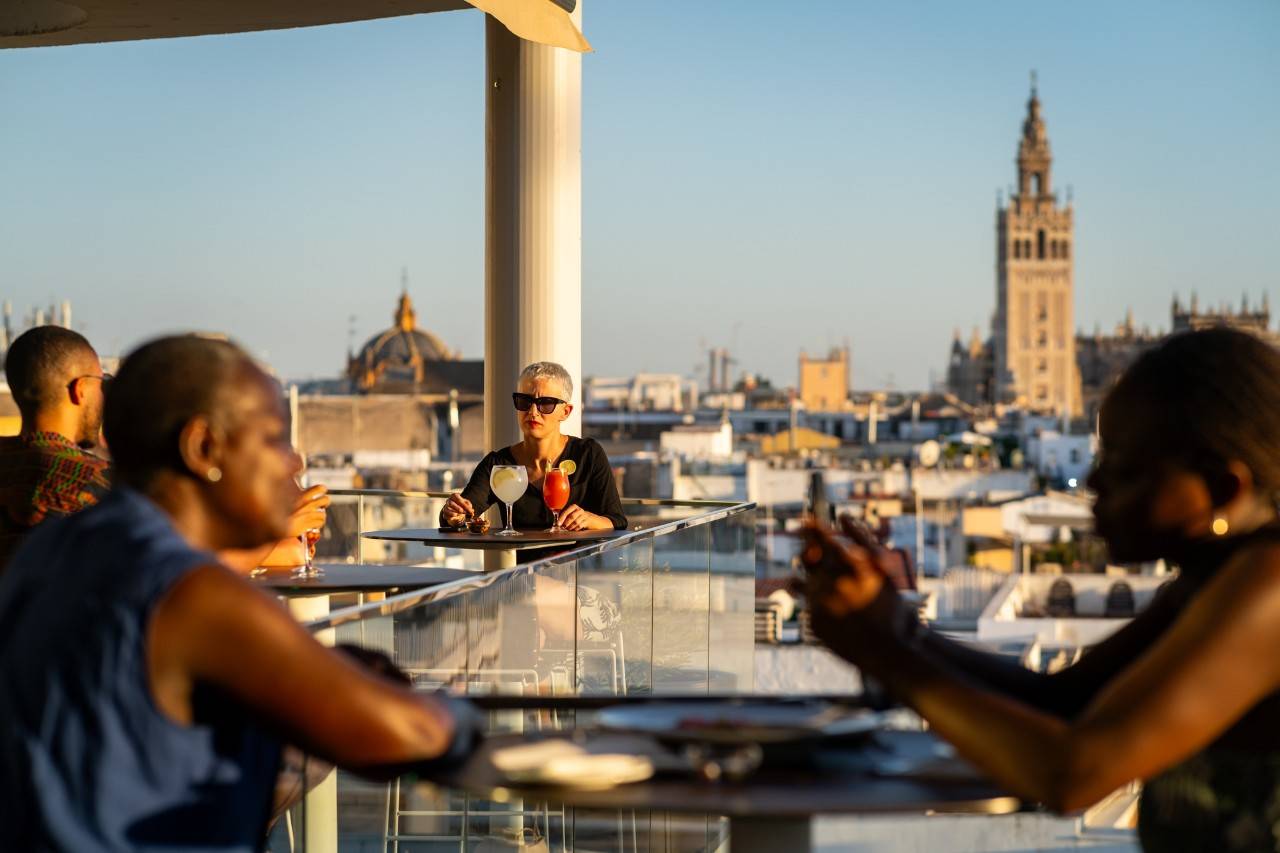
[865,579,925,651]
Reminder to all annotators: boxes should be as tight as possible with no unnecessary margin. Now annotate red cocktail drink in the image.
[544,468,570,532]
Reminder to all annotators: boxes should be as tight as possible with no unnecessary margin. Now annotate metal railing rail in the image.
[307,492,756,632]
[326,487,741,508]
[326,489,741,565]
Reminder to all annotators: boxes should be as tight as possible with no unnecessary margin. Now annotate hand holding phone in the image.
[806,471,831,530]
[800,514,887,613]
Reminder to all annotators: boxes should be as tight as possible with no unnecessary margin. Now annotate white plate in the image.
[492,740,655,789]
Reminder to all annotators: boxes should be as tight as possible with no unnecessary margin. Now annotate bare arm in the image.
[811,529,1280,811]
[148,565,458,770]
[916,583,1185,718]
[441,455,497,526]
[218,540,303,573]
[831,516,1184,718]
[583,440,627,530]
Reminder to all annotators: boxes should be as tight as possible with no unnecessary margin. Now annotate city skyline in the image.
[3,1,1277,390]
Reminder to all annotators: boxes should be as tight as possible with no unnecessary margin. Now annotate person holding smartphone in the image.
[803,328,1280,851]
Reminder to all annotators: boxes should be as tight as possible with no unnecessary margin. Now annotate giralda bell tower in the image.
[993,74,1081,416]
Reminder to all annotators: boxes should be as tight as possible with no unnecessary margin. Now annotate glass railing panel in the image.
[289,496,756,852]
[474,561,578,697]
[574,536,655,696]
[651,522,711,693]
[709,508,757,693]
[319,491,449,565]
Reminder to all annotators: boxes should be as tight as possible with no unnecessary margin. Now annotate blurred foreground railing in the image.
[930,568,1009,629]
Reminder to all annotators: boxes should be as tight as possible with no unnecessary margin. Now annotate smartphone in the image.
[807,470,832,530]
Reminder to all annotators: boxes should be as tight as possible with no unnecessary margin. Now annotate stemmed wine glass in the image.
[490,464,528,536]
[292,467,325,578]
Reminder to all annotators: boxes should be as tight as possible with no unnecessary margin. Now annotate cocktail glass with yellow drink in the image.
[490,464,529,536]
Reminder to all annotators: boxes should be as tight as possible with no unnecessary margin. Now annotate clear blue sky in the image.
[3,0,1277,390]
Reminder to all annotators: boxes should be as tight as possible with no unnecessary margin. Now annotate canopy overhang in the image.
[0,0,589,51]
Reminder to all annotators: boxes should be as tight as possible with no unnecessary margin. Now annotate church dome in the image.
[348,290,457,391]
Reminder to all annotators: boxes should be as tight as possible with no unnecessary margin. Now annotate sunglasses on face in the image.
[512,393,567,415]
[68,372,113,392]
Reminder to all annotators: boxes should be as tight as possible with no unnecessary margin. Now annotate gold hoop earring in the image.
[1212,516,1229,536]
[207,467,222,483]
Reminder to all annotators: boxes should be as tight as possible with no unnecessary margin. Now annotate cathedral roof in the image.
[348,290,464,392]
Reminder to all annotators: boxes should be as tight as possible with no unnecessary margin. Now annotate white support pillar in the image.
[288,596,336,853]
[484,8,583,451]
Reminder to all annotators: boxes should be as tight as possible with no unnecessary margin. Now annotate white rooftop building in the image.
[584,373,697,412]
[659,419,733,460]
[1025,430,1096,488]
[978,572,1168,647]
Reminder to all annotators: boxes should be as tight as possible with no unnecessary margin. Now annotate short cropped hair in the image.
[4,326,98,417]
[103,335,260,488]
[518,361,574,400]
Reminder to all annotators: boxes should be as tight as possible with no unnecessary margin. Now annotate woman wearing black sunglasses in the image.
[441,362,626,532]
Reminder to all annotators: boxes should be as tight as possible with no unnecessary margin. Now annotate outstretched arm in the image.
[148,565,462,771]
[829,517,1183,718]
[807,524,1280,811]
[916,584,1184,718]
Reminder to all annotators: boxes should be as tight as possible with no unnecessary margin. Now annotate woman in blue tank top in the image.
[802,328,1280,850]
[0,335,473,851]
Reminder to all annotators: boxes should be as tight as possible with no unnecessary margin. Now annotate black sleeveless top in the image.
[0,488,280,850]
[1138,525,1280,851]
[456,436,627,531]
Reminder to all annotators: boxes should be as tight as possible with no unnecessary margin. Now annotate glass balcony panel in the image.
[574,536,654,696]
[709,508,756,693]
[651,523,710,693]
[286,494,756,851]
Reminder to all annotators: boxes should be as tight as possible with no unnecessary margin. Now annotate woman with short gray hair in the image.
[442,361,625,532]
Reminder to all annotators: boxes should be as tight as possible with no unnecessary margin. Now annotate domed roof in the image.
[348,290,457,391]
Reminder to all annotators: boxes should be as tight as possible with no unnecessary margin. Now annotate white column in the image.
[484,7,583,451]
[288,596,337,853]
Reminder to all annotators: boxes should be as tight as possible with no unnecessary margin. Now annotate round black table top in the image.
[250,564,477,593]
[420,729,1018,819]
[363,527,622,551]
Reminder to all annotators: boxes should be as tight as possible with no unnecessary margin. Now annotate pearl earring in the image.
[207,467,222,483]
[1212,516,1229,536]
